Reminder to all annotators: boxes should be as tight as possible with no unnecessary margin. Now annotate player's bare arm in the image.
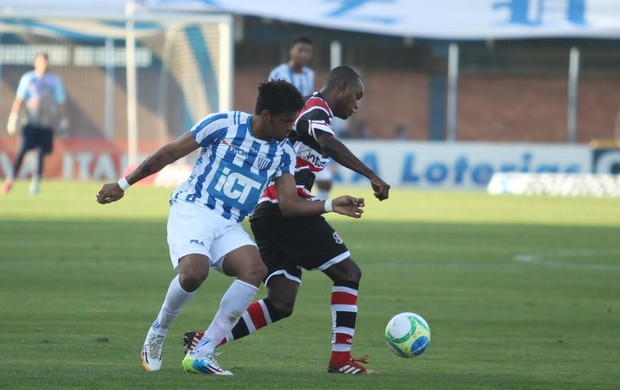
[274,173,364,218]
[317,132,390,201]
[9,96,23,115]
[96,132,200,204]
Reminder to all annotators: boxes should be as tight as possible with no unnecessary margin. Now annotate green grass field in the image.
[1,181,619,389]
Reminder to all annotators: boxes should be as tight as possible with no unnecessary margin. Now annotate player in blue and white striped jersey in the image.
[268,36,315,97]
[95,80,365,376]
[169,110,294,223]
[182,66,390,376]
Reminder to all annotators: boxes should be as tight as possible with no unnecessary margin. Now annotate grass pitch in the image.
[1,181,619,389]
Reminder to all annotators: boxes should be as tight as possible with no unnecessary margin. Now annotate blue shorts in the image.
[20,124,54,155]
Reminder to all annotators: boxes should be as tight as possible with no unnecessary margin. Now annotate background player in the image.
[268,35,315,97]
[267,35,334,200]
[184,66,390,375]
[2,52,69,195]
[96,80,365,376]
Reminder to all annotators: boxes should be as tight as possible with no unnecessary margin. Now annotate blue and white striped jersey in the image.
[171,111,296,222]
[268,63,315,97]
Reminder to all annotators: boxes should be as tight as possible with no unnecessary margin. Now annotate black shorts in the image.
[250,213,350,285]
[20,125,54,155]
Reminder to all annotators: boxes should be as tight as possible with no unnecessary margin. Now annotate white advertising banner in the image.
[487,173,620,197]
[0,140,594,190]
[332,141,591,190]
[2,0,619,39]
[144,0,620,39]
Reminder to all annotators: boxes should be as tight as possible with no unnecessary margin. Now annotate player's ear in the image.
[260,109,272,122]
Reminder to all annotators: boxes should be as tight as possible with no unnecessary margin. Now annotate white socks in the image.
[191,279,259,358]
[149,276,259,359]
[151,275,195,336]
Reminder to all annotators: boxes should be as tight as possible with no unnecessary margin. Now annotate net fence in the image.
[0,16,232,144]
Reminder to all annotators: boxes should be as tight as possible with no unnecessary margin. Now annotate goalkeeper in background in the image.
[2,52,69,196]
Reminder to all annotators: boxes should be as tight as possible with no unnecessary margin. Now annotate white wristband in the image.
[117,177,130,191]
[324,199,333,213]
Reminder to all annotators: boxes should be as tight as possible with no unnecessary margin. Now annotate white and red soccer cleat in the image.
[182,330,204,355]
[328,355,379,375]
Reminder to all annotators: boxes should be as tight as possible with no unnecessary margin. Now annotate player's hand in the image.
[7,113,19,135]
[332,195,365,218]
[370,174,390,201]
[96,182,125,204]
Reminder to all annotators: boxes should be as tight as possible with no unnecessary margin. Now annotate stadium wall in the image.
[4,68,609,144]
[232,69,620,143]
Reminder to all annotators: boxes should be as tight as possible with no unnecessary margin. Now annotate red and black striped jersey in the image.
[251,92,334,218]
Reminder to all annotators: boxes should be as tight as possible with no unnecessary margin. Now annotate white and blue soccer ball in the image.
[385,312,431,358]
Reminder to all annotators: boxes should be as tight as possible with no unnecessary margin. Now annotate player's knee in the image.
[343,261,362,283]
[316,180,332,191]
[238,261,267,286]
[271,299,295,319]
[178,271,207,292]
[353,264,362,283]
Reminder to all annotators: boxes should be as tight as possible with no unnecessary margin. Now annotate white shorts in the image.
[167,199,256,271]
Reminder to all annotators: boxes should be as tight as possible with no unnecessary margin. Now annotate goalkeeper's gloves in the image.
[7,113,19,135]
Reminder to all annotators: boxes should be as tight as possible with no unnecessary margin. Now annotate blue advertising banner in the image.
[331,141,591,189]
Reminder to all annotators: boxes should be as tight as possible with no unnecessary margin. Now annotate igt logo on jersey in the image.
[208,162,265,213]
[213,168,261,203]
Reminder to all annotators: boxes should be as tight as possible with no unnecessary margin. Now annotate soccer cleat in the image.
[182,330,204,354]
[182,352,233,376]
[328,355,379,375]
[141,332,165,372]
[1,180,13,195]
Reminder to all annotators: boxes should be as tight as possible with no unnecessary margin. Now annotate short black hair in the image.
[255,79,304,116]
[322,65,362,90]
[292,35,313,46]
[35,52,49,60]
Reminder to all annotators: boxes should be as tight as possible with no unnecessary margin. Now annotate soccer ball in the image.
[385,312,431,358]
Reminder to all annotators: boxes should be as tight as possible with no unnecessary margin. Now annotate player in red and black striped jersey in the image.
[184,66,390,375]
[251,89,343,213]
[252,66,388,215]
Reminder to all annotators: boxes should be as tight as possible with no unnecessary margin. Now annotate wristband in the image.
[324,199,333,213]
[117,177,131,191]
